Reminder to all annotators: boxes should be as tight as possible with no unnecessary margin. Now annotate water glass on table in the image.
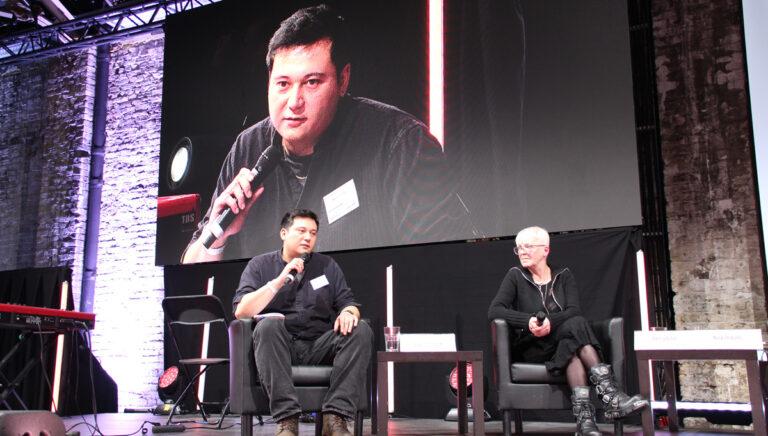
[384,326,400,352]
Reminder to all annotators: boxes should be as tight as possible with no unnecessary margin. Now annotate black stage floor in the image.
[59,413,752,435]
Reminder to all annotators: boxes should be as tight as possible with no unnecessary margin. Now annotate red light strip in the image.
[429,0,444,147]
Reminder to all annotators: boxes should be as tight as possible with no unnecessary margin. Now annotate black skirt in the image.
[514,315,602,373]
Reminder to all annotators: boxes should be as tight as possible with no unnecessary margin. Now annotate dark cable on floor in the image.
[65,420,161,436]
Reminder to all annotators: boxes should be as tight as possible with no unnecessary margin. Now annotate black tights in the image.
[565,344,601,388]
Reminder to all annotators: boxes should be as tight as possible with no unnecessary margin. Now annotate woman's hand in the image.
[528,316,551,337]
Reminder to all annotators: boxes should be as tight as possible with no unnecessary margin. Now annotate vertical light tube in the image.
[51,281,69,412]
[386,265,394,413]
[636,250,650,332]
[428,0,444,146]
[197,276,215,405]
[636,250,655,400]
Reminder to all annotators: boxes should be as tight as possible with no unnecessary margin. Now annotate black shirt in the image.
[189,96,475,261]
[233,251,358,340]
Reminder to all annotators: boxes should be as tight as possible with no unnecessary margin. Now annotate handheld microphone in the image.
[200,145,282,249]
[285,253,310,284]
[535,311,547,326]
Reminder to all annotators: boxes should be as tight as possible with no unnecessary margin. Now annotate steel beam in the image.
[0,0,221,65]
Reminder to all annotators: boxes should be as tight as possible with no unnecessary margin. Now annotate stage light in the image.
[158,366,181,401]
[444,363,489,422]
[428,0,444,146]
[155,365,192,415]
[167,137,193,191]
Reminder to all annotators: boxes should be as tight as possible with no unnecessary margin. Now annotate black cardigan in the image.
[487,265,582,329]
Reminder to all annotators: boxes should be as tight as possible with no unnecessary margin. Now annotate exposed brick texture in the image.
[653,0,767,423]
[0,61,47,269]
[0,50,95,303]
[0,35,164,409]
[90,33,166,409]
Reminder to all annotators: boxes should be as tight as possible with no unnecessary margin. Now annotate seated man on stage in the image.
[488,226,648,436]
[233,209,372,436]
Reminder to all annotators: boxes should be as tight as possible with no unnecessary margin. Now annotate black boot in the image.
[572,386,602,436]
[589,363,649,419]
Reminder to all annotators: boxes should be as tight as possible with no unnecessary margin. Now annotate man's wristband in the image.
[342,309,357,317]
[266,280,279,295]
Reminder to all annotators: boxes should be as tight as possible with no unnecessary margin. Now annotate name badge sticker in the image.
[323,179,360,224]
[310,275,330,290]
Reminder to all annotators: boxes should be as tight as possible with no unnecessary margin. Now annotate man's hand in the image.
[276,256,305,285]
[209,168,266,242]
[528,316,551,337]
[334,308,359,335]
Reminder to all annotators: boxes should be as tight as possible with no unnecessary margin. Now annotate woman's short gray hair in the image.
[515,226,550,246]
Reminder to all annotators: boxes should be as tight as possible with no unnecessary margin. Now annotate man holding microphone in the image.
[233,209,371,436]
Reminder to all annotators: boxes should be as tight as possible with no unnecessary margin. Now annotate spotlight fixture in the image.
[444,363,489,422]
[167,137,193,191]
[155,366,193,415]
[158,366,182,402]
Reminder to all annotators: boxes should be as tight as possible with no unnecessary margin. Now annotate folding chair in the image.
[161,294,231,429]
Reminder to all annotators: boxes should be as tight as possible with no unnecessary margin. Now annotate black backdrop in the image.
[164,227,642,419]
[0,267,117,415]
[0,267,71,410]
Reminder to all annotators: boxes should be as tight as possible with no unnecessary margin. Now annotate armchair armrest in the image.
[491,319,512,386]
[589,317,625,387]
[228,318,259,413]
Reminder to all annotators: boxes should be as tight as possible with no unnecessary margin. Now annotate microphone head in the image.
[535,311,547,325]
[255,145,282,172]
[285,253,311,285]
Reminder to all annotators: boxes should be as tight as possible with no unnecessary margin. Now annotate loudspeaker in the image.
[0,411,66,436]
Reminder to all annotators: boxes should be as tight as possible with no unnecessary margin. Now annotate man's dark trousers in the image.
[252,317,373,422]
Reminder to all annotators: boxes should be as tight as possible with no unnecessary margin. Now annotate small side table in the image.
[376,351,484,435]
[635,330,767,436]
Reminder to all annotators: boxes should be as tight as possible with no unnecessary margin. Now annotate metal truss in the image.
[0,0,221,65]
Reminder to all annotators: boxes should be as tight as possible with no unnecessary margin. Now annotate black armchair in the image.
[229,318,369,436]
[491,317,626,435]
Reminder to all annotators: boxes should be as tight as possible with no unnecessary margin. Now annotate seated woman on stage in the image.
[487,226,648,436]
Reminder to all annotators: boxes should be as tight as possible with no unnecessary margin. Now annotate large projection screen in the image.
[743,0,768,271]
[156,0,641,265]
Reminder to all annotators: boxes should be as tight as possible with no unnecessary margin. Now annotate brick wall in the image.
[0,34,165,409]
[653,0,767,418]
[0,59,46,269]
[89,33,166,409]
[0,51,94,293]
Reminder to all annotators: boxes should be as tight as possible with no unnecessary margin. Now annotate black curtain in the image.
[0,267,71,410]
[0,268,117,415]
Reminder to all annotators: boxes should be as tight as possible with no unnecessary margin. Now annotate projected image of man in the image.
[182,4,474,263]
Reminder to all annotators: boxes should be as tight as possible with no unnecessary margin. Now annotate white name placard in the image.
[634,329,764,351]
[399,333,456,352]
